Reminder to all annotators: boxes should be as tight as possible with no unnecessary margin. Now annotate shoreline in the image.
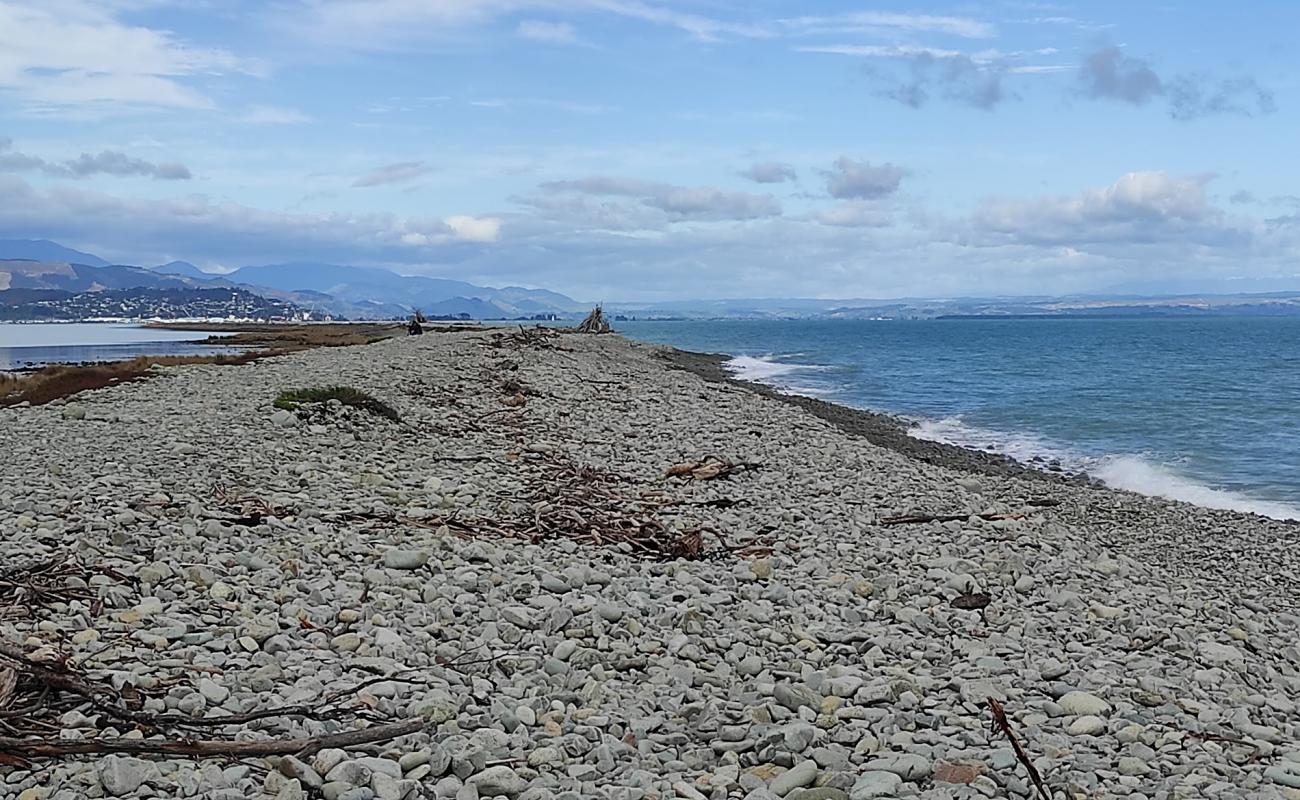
[659,347,1094,487]
[658,345,1300,523]
[3,329,1300,798]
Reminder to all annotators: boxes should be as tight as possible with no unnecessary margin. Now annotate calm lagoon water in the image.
[0,322,233,371]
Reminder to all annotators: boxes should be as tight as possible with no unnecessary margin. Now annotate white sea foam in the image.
[723,355,814,381]
[1090,456,1300,520]
[722,355,834,398]
[910,415,1300,521]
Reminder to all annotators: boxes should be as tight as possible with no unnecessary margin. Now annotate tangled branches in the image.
[389,458,766,561]
[0,640,425,762]
[0,557,136,621]
[486,326,569,352]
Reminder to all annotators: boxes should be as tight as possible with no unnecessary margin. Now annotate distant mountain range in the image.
[221,262,587,318]
[0,239,587,321]
[6,238,1300,323]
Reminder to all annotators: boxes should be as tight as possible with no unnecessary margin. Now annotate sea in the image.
[618,317,1300,521]
[0,322,234,371]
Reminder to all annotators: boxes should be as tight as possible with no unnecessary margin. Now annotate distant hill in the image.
[0,240,587,320]
[227,262,585,318]
[151,260,211,279]
[0,239,108,267]
[0,259,201,292]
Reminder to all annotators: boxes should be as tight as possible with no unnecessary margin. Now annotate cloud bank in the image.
[0,138,191,180]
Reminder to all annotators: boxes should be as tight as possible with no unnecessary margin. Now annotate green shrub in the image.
[274,386,400,421]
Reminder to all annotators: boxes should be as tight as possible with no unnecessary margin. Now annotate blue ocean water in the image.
[618,317,1300,520]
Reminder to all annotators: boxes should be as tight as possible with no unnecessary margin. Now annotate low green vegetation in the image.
[273,386,400,421]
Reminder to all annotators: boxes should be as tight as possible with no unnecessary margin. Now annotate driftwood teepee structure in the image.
[575,306,612,334]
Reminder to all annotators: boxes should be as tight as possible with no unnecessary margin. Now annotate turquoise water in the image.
[618,318,1300,519]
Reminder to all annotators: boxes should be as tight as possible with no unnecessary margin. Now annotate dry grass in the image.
[274,386,400,421]
[149,322,408,349]
[1,323,415,408]
[0,351,273,408]
[1,323,418,408]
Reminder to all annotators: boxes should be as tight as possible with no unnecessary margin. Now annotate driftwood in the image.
[880,511,1026,526]
[0,557,136,621]
[0,639,430,762]
[665,458,762,481]
[575,306,612,334]
[487,326,568,351]
[334,456,748,561]
[987,698,1051,800]
[0,718,424,759]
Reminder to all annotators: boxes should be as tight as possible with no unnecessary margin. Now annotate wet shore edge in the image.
[659,346,1091,487]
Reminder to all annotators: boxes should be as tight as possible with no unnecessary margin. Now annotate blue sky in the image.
[1,0,1298,300]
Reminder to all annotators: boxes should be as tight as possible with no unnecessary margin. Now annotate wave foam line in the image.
[911,415,1300,521]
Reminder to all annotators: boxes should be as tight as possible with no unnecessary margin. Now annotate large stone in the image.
[1068,715,1106,736]
[769,760,818,796]
[383,549,429,569]
[1058,691,1110,716]
[861,753,931,782]
[849,772,902,799]
[465,766,526,797]
[774,683,822,712]
[98,756,158,796]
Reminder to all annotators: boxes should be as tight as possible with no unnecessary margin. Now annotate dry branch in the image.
[665,458,762,481]
[0,639,431,762]
[880,511,1027,526]
[0,557,136,621]
[988,698,1051,800]
[486,326,569,351]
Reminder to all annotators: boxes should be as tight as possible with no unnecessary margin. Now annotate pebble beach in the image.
[3,328,1300,800]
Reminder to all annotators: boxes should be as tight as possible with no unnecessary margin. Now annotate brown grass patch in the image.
[149,322,409,349]
[2,323,415,408]
[1,351,274,408]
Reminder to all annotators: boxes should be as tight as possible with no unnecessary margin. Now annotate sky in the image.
[1,0,1298,301]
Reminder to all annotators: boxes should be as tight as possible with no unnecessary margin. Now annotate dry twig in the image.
[987,698,1051,800]
[880,511,1027,526]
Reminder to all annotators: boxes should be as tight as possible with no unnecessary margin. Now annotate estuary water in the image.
[0,322,228,371]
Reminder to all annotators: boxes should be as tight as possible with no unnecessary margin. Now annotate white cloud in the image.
[961,171,1244,246]
[287,0,770,48]
[240,105,312,124]
[352,161,434,188]
[0,0,258,110]
[782,11,994,39]
[815,202,892,228]
[0,175,497,265]
[0,137,192,180]
[541,175,781,220]
[740,161,797,184]
[517,20,584,45]
[799,44,965,60]
[445,215,502,242]
[824,157,907,200]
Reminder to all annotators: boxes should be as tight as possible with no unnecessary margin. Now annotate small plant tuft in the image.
[274,386,400,421]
